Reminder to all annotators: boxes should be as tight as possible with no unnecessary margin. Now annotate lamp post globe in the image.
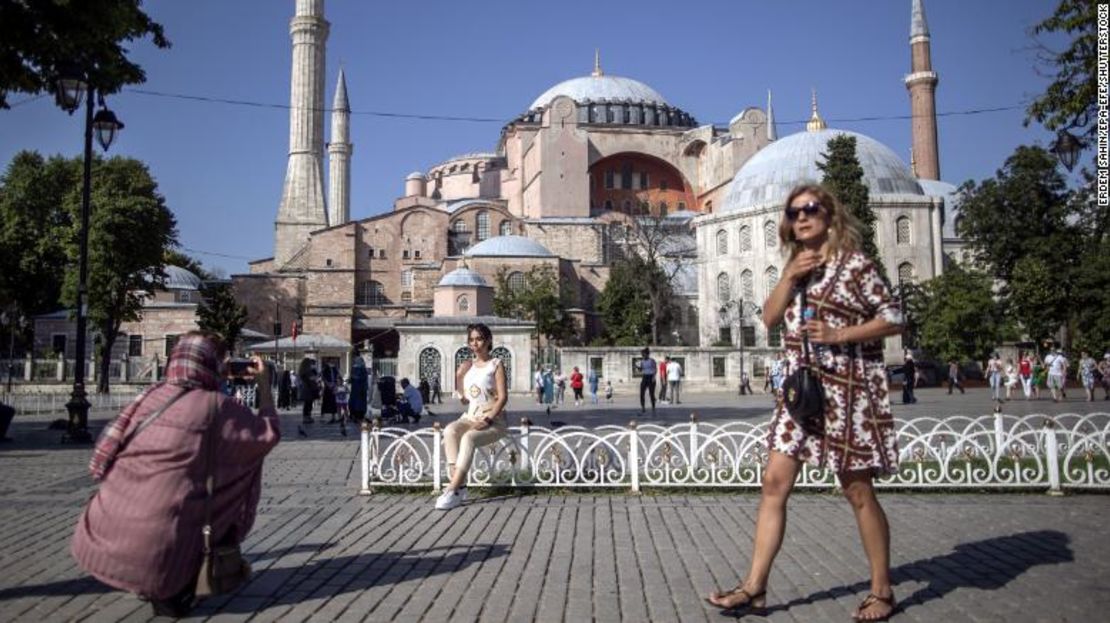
[1051,130,1082,172]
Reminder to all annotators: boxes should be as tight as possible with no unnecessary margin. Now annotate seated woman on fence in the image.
[435,323,508,511]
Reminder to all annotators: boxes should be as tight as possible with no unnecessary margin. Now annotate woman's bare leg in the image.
[709,451,800,607]
[839,470,894,619]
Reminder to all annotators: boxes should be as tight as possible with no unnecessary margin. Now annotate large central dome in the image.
[529,74,669,110]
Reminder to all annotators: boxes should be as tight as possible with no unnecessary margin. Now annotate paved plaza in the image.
[0,387,1108,621]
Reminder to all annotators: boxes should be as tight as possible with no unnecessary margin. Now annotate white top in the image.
[463,358,502,421]
[1047,354,1068,376]
[666,360,682,380]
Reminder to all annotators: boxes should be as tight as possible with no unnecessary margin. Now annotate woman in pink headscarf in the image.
[72,331,280,617]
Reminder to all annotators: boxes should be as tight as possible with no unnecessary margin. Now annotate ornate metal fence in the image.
[358,413,1110,494]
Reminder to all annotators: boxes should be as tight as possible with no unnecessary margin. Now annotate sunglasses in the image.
[785,201,824,221]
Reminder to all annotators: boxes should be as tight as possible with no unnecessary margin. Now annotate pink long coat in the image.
[71,390,280,599]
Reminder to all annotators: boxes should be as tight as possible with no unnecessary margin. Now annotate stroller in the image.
[377,376,416,425]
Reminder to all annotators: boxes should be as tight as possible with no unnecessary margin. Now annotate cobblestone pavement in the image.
[0,393,1108,622]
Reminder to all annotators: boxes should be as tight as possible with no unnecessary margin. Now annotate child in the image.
[335,380,350,436]
[604,380,613,403]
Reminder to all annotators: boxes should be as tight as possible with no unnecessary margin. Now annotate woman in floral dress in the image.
[706,184,903,621]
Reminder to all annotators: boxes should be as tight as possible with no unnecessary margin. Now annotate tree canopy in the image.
[0,0,169,108]
[196,283,247,354]
[916,266,1010,363]
[492,265,575,343]
[1025,0,1098,147]
[818,134,884,275]
[597,253,668,346]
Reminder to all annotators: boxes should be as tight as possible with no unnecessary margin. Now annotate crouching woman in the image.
[72,331,280,617]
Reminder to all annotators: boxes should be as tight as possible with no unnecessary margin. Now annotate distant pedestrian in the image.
[769,353,786,397]
[431,376,443,404]
[900,353,917,404]
[604,380,613,403]
[1018,352,1033,399]
[1079,351,1097,402]
[946,359,965,395]
[987,353,1003,401]
[348,348,368,422]
[666,357,683,404]
[739,371,753,395]
[1004,358,1019,401]
[658,356,669,403]
[1045,349,1068,401]
[335,381,349,435]
[570,367,584,406]
[587,367,599,404]
[418,377,430,405]
[534,369,544,404]
[1098,355,1110,400]
[554,369,567,405]
[1032,357,1046,400]
[638,348,657,415]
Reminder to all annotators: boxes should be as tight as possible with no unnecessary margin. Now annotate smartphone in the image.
[227,358,253,377]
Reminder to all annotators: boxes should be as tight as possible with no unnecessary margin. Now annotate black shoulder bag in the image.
[781,264,841,437]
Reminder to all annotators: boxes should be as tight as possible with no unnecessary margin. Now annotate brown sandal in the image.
[852,592,897,621]
[705,582,767,613]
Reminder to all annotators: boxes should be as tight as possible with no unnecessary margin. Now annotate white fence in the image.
[0,391,143,416]
[358,413,1110,494]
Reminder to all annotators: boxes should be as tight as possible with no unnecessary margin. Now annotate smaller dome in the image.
[530,75,669,110]
[464,235,555,258]
[164,265,202,290]
[437,268,489,288]
[405,171,426,180]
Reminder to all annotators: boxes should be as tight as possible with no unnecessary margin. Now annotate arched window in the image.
[357,280,387,306]
[491,346,512,390]
[898,262,915,284]
[741,269,754,300]
[457,294,470,313]
[764,221,777,248]
[499,220,512,236]
[418,347,442,389]
[896,216,911,245]
[738,225,752,252]
[715,229,728,256]
[476,211,490,241]
[508,271,525,293]
[452,219,469,233]
[716,272,731,303]
[952,215,964,236]
[453,347,472,390]
[764,266,779,298]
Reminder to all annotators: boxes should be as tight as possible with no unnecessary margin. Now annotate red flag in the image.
[291,321,299,341]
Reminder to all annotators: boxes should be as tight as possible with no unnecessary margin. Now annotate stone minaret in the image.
[274,0,329,266]
[904,0,940,180]
[327,68,352,226]
[766,89,777,141]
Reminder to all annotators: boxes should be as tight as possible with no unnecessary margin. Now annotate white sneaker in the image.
[435,488,464,510]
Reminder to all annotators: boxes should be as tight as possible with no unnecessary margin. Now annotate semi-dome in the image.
[405,171,426,180]
[918,178,963,238]
[463,235,555,258]
[721,128,923,213]
[437,267,489,288]
[530,74,669,110]
[164,265,203,290]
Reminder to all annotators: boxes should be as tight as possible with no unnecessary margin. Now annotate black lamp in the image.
[1050,130,1082,172]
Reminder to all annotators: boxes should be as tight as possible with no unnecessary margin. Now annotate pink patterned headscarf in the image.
[89,333,223,479]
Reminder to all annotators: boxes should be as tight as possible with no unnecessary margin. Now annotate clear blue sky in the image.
[0,0,1073,276]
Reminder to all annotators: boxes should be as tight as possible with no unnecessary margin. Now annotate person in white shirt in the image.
[1045,350,1068,402]
[666,358,683,404]
[986,353,1003,401]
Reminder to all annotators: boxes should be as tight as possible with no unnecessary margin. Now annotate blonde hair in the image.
[778,183,862,260]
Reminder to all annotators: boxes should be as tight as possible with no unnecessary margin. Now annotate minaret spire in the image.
[275,0,330,265]
[806,89,826,132]
[905,0,940,179]
[592,49,603,77]
[328,67,352,226]
[766,89,777,141]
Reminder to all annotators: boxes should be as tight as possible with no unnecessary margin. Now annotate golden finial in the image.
[910,148,918,177]
[806,88,827,132]
[592,49,604,77]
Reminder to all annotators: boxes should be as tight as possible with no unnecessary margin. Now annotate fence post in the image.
[688,412,698,476]
[629,420,640,494]
[520,417,531,474]
[23,354,31,381]
[359,420,372,495]
[432,421,442,493]
[56,359,64,381]
[1044,417,1063,496]
[993,405,1005,457]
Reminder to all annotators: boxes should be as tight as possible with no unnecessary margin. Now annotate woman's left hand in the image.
[803,320,842,344]
[473,418,491,431]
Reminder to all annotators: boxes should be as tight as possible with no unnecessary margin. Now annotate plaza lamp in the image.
[54,69,125,443]
[1050,130,1082,172]
[719,298,759,383]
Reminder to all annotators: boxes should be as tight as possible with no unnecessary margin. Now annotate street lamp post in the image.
[719,298,749,382]
[1050,130,1082,172]
[54,72,124,443]
[2,310,21,394]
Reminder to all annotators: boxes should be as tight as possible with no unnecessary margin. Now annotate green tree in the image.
[492,265,574,343]
[1025,0,1097,148]
[163,248,211,280]
[60,156,177,393]
[596,254,657,346]
[0,151,76,323]
[818,134,884,274]
[917,267,1009,364]
[196,283,247,353]
[0,0,169,109]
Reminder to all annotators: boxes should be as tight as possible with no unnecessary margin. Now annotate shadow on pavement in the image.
[729,530,1073,618]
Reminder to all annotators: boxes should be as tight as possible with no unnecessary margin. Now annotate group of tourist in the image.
[975,349,1109,403]
[532,364,612,406]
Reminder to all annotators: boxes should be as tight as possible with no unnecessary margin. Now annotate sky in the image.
[0,0,1075,277]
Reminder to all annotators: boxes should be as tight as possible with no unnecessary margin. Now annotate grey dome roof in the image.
[722,129,923,214]
[530,74,668,110]
[437,267,489,288]
[918,178,963,238]
[164,265,203,290]
[463,235,555,258]
[405,171,426,180]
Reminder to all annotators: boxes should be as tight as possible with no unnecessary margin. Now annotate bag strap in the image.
[201,392,219,555]
[797,255,850,368]
[118,387,192,453]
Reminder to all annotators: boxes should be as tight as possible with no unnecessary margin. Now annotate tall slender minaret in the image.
[327,68,352,226]
[766,89,777,141]
[274,0,329,266]
[904,0,940,180]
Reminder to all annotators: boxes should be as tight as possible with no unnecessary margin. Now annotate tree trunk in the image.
[95,320,120,394]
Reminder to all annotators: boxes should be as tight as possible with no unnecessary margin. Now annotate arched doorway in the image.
[453,347,472,390]
[491,346,512,390]
[418,347,442,388]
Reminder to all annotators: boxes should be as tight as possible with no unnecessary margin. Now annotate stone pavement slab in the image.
[0,406,1108,622]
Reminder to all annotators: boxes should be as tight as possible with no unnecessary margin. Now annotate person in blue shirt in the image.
[587,367,600,404]
[639,348,657,415]
[399,377,423,423]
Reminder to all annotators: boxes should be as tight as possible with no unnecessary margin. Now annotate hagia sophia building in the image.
[229,0,965,386]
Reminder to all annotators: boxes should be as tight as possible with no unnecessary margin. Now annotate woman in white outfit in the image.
[435,323,508,511]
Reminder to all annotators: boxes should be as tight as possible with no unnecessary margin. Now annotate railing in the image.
[0,391,143,416]
[358,413,1110,494]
